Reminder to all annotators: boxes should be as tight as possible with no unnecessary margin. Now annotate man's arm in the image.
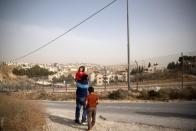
[85,96,88,108]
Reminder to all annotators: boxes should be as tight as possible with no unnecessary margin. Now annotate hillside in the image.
[0,65,29,89]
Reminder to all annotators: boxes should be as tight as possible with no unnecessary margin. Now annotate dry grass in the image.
[13,91,76,101]
[137,87,196,100]
[0,94,46,131]
[133,72,196,84]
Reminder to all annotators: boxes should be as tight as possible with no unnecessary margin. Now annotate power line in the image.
[10,0,118,62]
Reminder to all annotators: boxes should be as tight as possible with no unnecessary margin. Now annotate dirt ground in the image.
[45,108,186,131]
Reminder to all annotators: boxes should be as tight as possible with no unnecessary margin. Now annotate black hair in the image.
[81,74,88,81]
[88,87,94,93]
[78,66,85,72]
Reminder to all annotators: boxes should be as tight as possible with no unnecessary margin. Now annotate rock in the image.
[99,115,107,120]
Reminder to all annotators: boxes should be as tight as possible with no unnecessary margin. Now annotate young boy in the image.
[86,87,98,131]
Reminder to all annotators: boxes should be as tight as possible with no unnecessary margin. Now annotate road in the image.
[42,100,196,130]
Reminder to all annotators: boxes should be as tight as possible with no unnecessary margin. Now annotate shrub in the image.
[179,87,195,100]
[37,90,48,100]
[137,87,196,100]
[159,88,170,100]
[97,91,110,100]
[137,90,149,99]
[148,87,196,100]
[169,88,180,99]
[148,90,160,99]
[108,89,128,100]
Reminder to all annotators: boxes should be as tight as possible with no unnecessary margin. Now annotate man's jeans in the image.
[75,97,87,122]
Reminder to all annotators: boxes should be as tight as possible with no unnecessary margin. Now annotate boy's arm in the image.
[96,96,99,105]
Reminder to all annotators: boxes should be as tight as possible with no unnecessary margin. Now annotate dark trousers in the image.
[87,107,96,130]
[75,97,87,122]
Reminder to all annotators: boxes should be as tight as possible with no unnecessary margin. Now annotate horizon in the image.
[6,49,196,68]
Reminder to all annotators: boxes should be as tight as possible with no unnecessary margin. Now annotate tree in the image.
[65,74,74,84]
[148,62,151,68]
[179,56,196,65]
[13,65,54,78]
[167,61,176,70]
[114,75,118,83]
[131,68,137,75]
[167,55,196,75]
[138,66,144,73]
[178,55,196,75]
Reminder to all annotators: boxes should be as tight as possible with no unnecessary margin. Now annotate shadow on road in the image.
[48,115,86,130]
[135,111,196,119]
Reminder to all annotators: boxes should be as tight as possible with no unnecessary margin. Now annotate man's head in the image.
[81,74,88,81]
[88,86,94,93]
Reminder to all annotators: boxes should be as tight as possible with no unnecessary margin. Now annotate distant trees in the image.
[65,74,75,84]
[0,62,6,68]
[131,66,144,75]
[148,62,151,68]
[167,55,196,75]
[13,65,55,78]
[52,74,74,84]
[167,61,178,70]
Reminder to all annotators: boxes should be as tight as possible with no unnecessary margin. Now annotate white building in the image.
[47,67,58,72]
[70,68,78,72]
[96,74,103,86]
[144,64,163,73]
[96,73,112,86]
[115,71,127,82]
[89,72,96,83]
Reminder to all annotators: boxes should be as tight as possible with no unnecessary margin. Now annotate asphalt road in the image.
[42,100,196,130]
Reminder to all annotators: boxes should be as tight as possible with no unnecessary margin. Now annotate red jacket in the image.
[75,71,87,81]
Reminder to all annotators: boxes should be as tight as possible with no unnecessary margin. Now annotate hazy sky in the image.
[0,0,196,65]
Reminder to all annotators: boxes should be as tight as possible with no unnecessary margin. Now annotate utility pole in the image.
[135,60,138,90]
[104,66,107,90]
[181,52,184,88]
[127,0,131,90]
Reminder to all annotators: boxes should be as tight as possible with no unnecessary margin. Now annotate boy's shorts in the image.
[87,107,96,130]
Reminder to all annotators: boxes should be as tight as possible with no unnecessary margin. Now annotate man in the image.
[75,66,89,124]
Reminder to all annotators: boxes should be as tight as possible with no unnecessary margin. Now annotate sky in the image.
[0,0,196,65]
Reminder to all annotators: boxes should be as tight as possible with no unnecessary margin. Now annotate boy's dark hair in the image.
[88,87,94,93]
